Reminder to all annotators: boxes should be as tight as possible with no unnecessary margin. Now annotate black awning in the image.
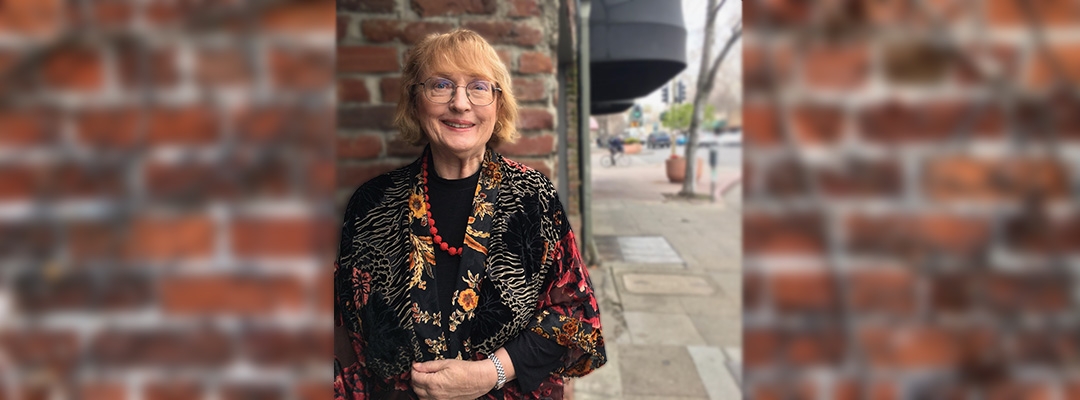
[592,100,634,115]
[589,0,686,114]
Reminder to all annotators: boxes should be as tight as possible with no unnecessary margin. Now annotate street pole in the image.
[577,0,598,266]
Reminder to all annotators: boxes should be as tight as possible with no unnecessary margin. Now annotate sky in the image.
[635,0,742,117]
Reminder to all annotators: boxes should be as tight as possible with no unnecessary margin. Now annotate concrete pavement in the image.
[573,145,742,399]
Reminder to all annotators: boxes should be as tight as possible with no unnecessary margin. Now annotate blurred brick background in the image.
[0,0,335,398]
[743,0,1080,398]
[336,0,570,205]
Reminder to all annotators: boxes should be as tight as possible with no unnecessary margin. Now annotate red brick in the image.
[859,326,960,368]
[518,108,553,130]
[243,328,333,365]
[360,19,402,43]
[0,108,57,147]
[401,21,454,44]
[380,76,402,103]
[308,158,336,197]
[221,385,284,400]
[859,101,1003,143]
[162,275,305,315]
[1004,211,1080,254]
[744,42,794,95]
[744,211,826,255]
[147,107,220,145]
[337,15,349,41]
[986,0,1080,27]
[338,135,384,160]
[512,77,546,102]
[744,272,762,309]
[296,382,330,400]
[883,41,951,85]
[80,382,125,400]
[339,78,370,103]
[196,47,251,86]
[337,46,398,73]
[982,272,1072,314]
[231,218,329,257]
[763,157,812,197]
[144,161,227,202]
[0,221,53,260]
[92,1,133,28]
[744,103,781,147]
[76,108,139,148]
[496,134,555,156]
[770,269,838,313]
[144,382,203,400]
[0,0,64,37]
[496,49,512,69]
[0,167,37,200]
[464,21,543,46]
[260,0,334,33]
[386,138,424,157]
[1025,43,1080,89]
[744,329,779,369]
[929,273,973,313]
[233,107,328,144]
[270,48,333,91]
[802,43,869,90]
[508,0,541,17]
[42,46,104,91]
[339,105,396,130]
[1,329,79,375]
[846,213,991,258]
[790,104,844,144]
[69,221,122,259]
[338,162,408,190]
[849,267,915,316]
[117,45,178,87]
[16,270,151,312]
[128,215,215,260]
[745,0,813,26]
[817,157,902,198]
[53,162,125,199]
[91,328,230,367]
[519,51,553,74]
[411,0,496,17]
[955,44,1020,85]
[338,0,395,13]
[923,157,1069,202]
[785,328,844,366]
[834,380,898,400]
[1013,330,1080,365]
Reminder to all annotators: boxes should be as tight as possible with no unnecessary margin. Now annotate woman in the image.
[334,29,606,399]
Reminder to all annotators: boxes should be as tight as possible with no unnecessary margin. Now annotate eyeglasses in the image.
[416,77,501,106]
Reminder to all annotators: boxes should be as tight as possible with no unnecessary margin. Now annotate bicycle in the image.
[600,149,630,167]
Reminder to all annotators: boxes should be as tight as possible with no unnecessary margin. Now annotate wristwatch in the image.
[489,353,507,390]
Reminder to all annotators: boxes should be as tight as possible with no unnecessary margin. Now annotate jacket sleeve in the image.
[334,189,372,399]
[525,193,607,378]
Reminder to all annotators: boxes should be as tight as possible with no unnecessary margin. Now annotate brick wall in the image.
[744,0,1080,398]
[1,0,335,398]
[336,0,567,205]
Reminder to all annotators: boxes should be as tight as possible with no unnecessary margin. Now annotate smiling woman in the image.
[335,29,607,400]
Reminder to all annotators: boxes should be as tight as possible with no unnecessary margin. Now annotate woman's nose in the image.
[449,87,471,111]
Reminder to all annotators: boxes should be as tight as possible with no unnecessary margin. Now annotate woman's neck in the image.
[429,147,484,179]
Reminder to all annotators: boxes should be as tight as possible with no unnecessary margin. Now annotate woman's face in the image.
[417,70,498,158]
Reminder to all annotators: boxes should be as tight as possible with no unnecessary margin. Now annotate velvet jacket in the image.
[334,148,606,399]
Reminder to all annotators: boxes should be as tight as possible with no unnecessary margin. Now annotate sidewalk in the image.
[573,146,743,399]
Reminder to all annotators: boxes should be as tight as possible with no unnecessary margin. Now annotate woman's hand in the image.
[410,359,495,400]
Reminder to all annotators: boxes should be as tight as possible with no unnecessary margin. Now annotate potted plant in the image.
[665,153,703,183]
[623,137,643,154]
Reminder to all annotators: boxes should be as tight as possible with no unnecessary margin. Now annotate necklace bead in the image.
[421,155,463,256]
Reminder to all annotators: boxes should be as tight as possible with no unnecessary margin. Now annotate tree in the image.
[679,0,742,197]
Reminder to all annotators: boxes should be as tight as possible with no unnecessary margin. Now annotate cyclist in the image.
[607,135,624,159]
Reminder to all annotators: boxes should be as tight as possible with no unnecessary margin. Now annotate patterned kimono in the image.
[334,148,606,399]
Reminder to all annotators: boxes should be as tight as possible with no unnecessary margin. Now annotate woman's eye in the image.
[469,82,491,91]
[432,80,453,89]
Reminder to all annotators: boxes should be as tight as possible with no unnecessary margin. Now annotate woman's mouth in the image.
[442,120,475,129]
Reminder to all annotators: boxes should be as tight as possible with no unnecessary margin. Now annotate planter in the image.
[623,143,643,154]
[665,156,704,183]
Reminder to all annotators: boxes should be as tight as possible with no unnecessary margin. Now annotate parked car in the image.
[646,132,671,148]
[718,129,742,146]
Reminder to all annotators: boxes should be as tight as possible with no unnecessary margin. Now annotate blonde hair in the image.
[394,29,520,147]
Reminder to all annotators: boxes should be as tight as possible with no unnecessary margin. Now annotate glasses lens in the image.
[425,78,454,103]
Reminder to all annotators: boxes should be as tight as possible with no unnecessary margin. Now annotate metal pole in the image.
[577,0,597,265]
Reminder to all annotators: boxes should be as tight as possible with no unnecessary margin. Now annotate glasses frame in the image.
[415,77,502,107]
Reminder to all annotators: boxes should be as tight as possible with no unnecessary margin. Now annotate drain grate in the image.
[594,235,684,264]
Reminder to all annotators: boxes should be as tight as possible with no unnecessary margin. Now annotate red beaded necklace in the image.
[421,154,463,256]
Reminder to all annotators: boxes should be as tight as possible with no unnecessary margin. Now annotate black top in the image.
[426,161,564,392]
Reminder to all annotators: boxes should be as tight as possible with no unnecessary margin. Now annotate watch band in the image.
[489,353,507,390]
